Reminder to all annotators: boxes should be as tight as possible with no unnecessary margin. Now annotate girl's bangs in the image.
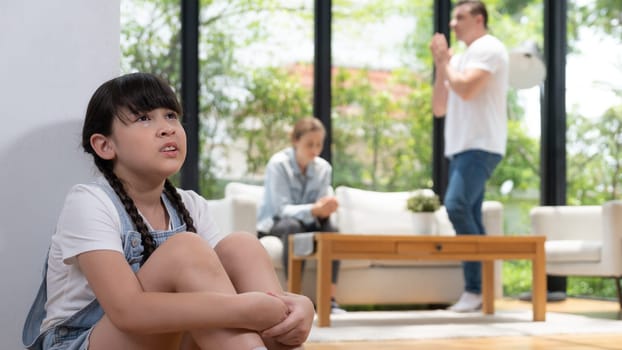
[114,73,182,116]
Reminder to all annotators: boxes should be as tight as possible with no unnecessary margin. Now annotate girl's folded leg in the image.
[88,233,268,350]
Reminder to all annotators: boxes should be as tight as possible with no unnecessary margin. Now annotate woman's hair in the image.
[290,117,325,143]
[82,72,196,264]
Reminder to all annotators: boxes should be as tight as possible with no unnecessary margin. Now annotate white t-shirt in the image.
[41,178,225,331]
[445,34,509,157]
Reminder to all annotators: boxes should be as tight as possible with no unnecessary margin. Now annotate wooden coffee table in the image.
[288,233,546,327]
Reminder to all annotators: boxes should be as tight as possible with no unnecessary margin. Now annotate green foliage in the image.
[486,1,544,50]
[502,260,533,296]
[406,189,440,212]
[331,67,434,191]
[489,120,540,195]
[230,67,313,176]
[503,260,620,300]
[569,0,622,45]
[567,277,619,298]
[121,0,181,86]
[566,106,622,205]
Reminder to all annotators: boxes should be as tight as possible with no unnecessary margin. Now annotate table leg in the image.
[316,239,332,327]
[482,260,495,315]
[532,242,547,321]
[287,236,302,294]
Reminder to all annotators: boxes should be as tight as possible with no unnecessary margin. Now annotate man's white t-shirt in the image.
[445,34,509,157]
[41,178,225,331]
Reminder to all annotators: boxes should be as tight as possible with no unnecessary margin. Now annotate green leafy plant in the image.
[406,189,440,212]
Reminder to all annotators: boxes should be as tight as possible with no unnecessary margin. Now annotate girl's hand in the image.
[260,292,315,346]
[239,291,289,331]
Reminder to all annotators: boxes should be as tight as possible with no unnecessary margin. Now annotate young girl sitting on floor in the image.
[23,72,314,350]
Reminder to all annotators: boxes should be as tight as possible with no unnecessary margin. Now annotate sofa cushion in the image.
[545,240,602,263]
[206,198,234,236]
[259,235,284,267]
[436,207,457,236]
[531,206,602,241]
[224,182,264,203]
[336,186,449,235]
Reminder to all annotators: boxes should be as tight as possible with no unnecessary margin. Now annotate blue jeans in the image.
[444,150,502,295]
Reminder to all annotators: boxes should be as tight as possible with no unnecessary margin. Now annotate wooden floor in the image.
[303,297,622,350]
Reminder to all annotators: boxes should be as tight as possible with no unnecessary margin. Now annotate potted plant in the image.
[406,189,441,234]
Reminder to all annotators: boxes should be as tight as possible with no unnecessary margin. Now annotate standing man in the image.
[429,0,508,312]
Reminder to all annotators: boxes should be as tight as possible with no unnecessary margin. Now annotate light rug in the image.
[307,310,622,342]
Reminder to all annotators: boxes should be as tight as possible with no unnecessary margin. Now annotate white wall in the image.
[0,1,119,348]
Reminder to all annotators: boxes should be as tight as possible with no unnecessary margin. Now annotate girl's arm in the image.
[214,232,315,347]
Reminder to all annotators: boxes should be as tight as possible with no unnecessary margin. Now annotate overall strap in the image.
[96,182,142,234]
[22,250,50,349]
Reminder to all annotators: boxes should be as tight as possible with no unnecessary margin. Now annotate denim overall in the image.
[22,183,187,350]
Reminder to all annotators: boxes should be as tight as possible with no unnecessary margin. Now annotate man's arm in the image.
[431,69,449,117]
[429,33,492,105]
[443,66,491,101]
[430,33,449,117]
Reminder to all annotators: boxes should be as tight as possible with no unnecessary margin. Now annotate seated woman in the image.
[257,117,344,314]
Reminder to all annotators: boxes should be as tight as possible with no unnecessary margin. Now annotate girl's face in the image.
[293,130,324,168]
[107,107,187,184]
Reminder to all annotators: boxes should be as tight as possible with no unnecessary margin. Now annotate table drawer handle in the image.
[435,244,443,251]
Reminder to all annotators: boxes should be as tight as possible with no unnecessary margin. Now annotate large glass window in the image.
[120,0,621,301]
[331,0,434,191]
[197,1,314,197]
[121,0,314,197]
[121,1,182,89]
[567,1,622,206]
[564,0,622,298]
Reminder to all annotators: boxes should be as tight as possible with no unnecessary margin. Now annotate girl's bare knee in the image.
[217,231,262,253]
[224,231,258,242]
[138,232,226,292]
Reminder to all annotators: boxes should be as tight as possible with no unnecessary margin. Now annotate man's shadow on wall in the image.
[0,119,94,344]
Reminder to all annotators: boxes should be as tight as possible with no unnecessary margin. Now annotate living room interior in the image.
[2,1,621,349]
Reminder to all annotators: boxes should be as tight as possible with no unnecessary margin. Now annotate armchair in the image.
[530,200,622,307]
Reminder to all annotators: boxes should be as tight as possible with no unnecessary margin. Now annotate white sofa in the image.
[219,182,504,306]
[530,201,622,306]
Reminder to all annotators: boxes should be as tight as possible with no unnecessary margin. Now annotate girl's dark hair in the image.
[82,72,196,264]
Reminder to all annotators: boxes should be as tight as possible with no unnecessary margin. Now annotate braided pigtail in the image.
[164,179,196,233]
[96,160,156,265]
